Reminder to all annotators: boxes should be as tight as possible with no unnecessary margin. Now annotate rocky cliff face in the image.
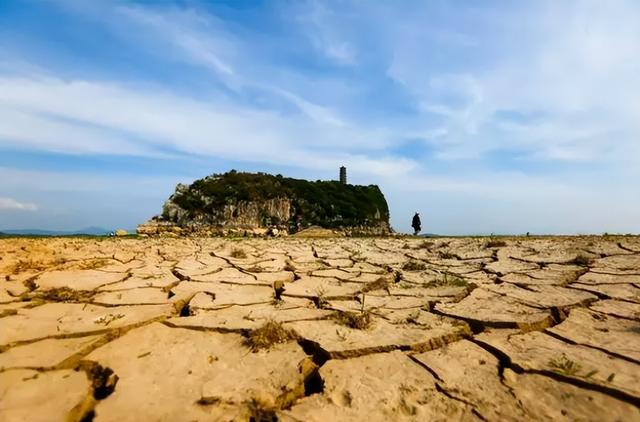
[138,171,392,236]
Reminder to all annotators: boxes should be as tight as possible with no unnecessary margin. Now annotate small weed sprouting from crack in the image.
[584,369,599,379]
[196,396,221,406]
[427,273,468,288]
[244,320,298,351]
[571,255,593,267]
[230,248,247,259]
[361,276,390,294]
[94,313,125,326]
[405,310,422,325]
[402,261,427,271]
[8,258,66,274]
[548,354,582,376]
[34,287,94,302]
[313,287,330,309]
[246,265,264,273]
[438,251,456,259]
[78,259,109,270]
[273,279,285,301]
[332,310,372,330]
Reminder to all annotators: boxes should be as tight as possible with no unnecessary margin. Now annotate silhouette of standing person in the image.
[411,212,421,235]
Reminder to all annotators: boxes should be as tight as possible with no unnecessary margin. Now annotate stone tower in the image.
[339,166,347,184]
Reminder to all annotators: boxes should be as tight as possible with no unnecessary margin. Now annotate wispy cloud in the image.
[384,1,640,163]
[294,0,358,66]
[0,75,413,177]
[0,197,37,211]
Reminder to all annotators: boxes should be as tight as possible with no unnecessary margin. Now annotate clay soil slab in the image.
[434,288,553,330]
[577,272,640,285]
[0,335,102,369]
[282,276,361,299]
[92,288,171,305]
[478,330,640,399]
[504,370,640,421]
[285,314,470,359]
[88,322,309,421]
[413,340,531,421]
[172,281,274,307]
[255,271,296,284]
[592,255,640,275]
[502,264,584,286]
[546,308,640,362]
[96,273,177,290]
[311,268,358,279]
[570,282,640,303]
[187,267,253,283]
[282,351,478,421]
[35,269,125,291]
[0,369,89,422]
[0,303,172,346]
[486,283,598,308]
[589,299,640,320]
[168,301,330,331]
[484,258,539,275]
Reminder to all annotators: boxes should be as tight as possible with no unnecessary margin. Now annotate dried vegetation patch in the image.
[402,261,427,271]
[332,310,373,330]
[230,248,248,259]
[34,287,95,302]
[244,320,298,351]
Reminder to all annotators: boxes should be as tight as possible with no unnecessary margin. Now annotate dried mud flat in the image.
[1,236,639,421]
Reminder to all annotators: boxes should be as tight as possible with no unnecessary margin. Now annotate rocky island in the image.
[137,170,391,237]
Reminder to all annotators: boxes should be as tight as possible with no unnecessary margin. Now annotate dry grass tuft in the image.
[402,260,427,271]
[571,255,593,267]
[437,251,456,259]
[35,287,94,302]
[78,259,109,270]
[8,258,66,274]
[428,273,468,288]
[246,265,264,273]
[332,310,373,330]
[361,277,389,293]
[230,248,247,259]
[244,320,298,351]
[548,354,582,376]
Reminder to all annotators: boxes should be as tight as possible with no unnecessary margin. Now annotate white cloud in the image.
[383,1,640,164]
[294,1,358,66]
[115,5,236,77]
[0,197,37,211]
[0,75,413,177]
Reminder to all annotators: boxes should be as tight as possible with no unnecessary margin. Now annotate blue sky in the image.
[0,0,638,234]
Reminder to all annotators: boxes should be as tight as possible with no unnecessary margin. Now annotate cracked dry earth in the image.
[1,237,639,421]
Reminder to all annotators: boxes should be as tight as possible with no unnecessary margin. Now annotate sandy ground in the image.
[0,236,639,421]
